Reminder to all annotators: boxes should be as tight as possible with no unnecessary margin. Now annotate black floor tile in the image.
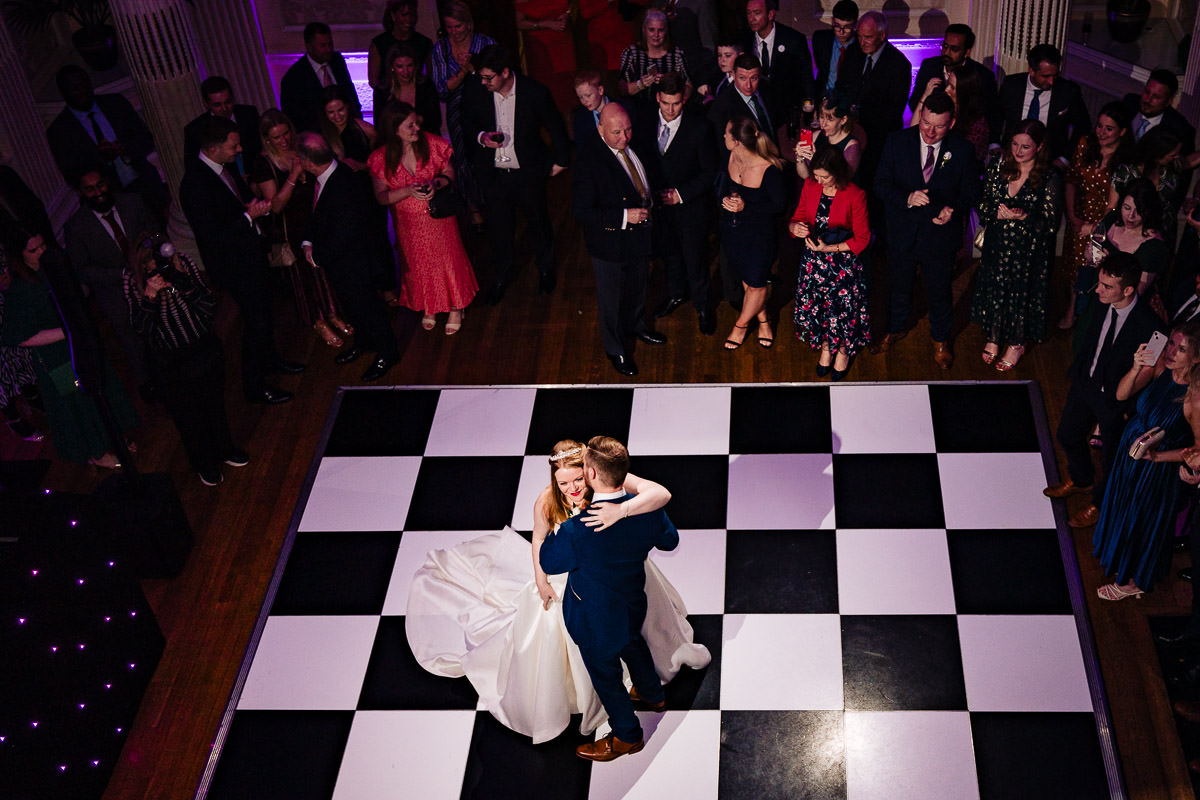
[947,529,1072,614]
[929,384,1040,453]
[525,388,635,455]
[325,389,440,457]
[663,614,722,711]
[629,455,729,530]
[271,531,402,615]
[832,454,945,529]
[405,456,525,530]
[971,712,1108,799]
[357,616,478,710]
[725,530,838,614]
[729,386,832,454]
[841,615,967,710]
[460,710,592,800]
[719,710,845,800]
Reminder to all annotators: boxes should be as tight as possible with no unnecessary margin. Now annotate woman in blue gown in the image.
[1092,320,1200,599]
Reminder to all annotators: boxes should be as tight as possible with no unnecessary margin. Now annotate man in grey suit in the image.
[64,166,159,400]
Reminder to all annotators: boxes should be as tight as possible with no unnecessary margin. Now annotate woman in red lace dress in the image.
[368,102,477,335]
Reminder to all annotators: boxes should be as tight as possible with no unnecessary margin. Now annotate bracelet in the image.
[285,180,296,187]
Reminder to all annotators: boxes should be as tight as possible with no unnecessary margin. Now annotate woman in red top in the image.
[789,147,872,380]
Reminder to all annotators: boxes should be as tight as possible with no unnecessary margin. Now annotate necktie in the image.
[1101,306,1118,352]
[102,211,128,255]
[658,123,670,154]
[320,64,334,88]
[1177,296,1200,323]
[922,145,935,183]
[1136,116,1151,140]
[87,111,105,143]
[862,54,873,80]
[312,178,321,210]
[219,165,241,199]
[1027,89,1043,121]
[749,93,769,131]
[619,149,646,200]
[760,40,770,74]
[593,109,600,127]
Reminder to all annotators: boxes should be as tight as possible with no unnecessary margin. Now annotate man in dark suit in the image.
[46,65,167,216]
[64,166,158,397]
[835,11,912,194]
[743,0,813,127]
[996,43,1089,165]
[183,76,261,178]
[574,103,667,377]
[811,0,858,100]
[636,73,718,335]
[179,117,303,405]
[1045,253,1165,528]
[1123,69,1196,150]
[707,53,773,146]
[540,436,679,762]
[295,133,399,383]
[462,44,570,304]
[280,22,361,133]
[1170,272,1200,326]
[873,90,980,369]
[908,24,999,141]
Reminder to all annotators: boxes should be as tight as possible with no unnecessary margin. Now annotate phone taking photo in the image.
[798,129,814,149]
[1145,330,1169,363]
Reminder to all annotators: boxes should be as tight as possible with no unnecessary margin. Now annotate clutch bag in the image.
[820,227,853,245]
[1128,427,1165,460]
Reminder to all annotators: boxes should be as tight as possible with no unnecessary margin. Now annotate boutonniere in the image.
[938,151,952,170]
[777,44,786,52]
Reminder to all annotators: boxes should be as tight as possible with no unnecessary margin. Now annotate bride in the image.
[406,439,711,743]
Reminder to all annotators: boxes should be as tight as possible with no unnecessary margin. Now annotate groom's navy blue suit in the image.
[539,492,679,743]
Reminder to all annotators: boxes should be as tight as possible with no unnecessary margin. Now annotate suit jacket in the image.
[997,74,1089,162]
[789,179,871,255]
[64,192,158,288]
[46,94,157,185]
[304,162,381,288]
[909,56,1000,140]
[836,42,911,146]
[707,86,773,146]
[1069,296,1164,415]
[811,29,853,97]
[573,140,656,262]
[634,109,717,208]
[874,127,981,256]
[462,75,570,178]
[178,160,265,289]
[1170,287,1200,325]
[743,22,814,122]
[1122,93,1196,154]
[183,105,262,172]
[280,52,361,133]
[539,492,678,656]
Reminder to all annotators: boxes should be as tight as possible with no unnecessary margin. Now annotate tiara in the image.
[549,446,583,461]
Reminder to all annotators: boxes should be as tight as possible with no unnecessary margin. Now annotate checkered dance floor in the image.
[197,383,1120,800]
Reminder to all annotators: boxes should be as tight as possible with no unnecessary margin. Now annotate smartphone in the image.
[798,129,814,149]
[1145,330,1169,362]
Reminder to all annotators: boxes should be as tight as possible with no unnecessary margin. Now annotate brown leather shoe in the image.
[576,734,645,762]
[870,331,907,354]
[1068,504,1099,528]
[630,686,666,712]
[1043,479,1094,499]
[933,341,953,370]
[1174,700,1200,724]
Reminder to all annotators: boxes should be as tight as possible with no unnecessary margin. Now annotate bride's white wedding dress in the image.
[405,524,711,743]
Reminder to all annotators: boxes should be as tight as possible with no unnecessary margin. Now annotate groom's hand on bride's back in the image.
[582,501,623,530]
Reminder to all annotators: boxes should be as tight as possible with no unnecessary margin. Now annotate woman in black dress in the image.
[367,0,433,116]
[719,114,788,350]
[375,43,442,134]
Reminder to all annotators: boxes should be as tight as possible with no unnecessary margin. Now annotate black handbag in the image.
[820,227,853,245]
[427,177,464,219]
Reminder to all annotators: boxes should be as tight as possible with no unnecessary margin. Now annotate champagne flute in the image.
[728,190,741,228]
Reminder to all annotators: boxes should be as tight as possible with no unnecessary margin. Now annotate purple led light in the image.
[31,569,38,576]
[115,727,123,733]
[129,610,137,617]
[43,488,50,494]
[107,561,115,567]
[50,646,58,653]
[31,721,38,728]
[104,616,111,622]
[17,618,24,625]
[104,683,112,690]
[91,760,99,767]
[128,663,136,669]
[78,643,85,650]
[78,703,85,710]
[58,764,66,772]
[69,520,77,527]
[77,578,85,585]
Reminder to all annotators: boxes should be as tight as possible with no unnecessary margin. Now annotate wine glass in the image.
[491,131,511,164]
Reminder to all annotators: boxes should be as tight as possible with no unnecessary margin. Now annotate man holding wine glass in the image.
[462,44,570,305]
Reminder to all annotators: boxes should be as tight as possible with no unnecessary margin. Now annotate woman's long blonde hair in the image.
[544,439,591,528]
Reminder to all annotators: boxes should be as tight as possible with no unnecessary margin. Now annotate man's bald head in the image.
[598,103,632,150]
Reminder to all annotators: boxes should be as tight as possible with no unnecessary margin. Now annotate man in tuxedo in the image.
[636,73,718,334]
[280,22,361,133]
[574,103,667,377]
[873,90,980,369]
[179,116,303,405]
[908,24,999,141]
[1045,253,1164,528]
[572,71,634,151]
[46,65,167,216]
[183,76,261,177]
[463,44,570,304]
[540,436,679,762]
[64,166,158,398]
[996,44,1088,165]
[295,133,399,383]
[743,0,813,126]
[835,11,912,195]
[812,0,858,99]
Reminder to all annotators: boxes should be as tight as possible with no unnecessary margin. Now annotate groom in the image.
[539,436,679,761]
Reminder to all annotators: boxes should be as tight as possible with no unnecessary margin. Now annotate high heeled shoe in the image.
[421,313,436,331]
[445,308,464,335]
[1097,582,1143,601]
[816,363,831,377]
[314,320,343,348]
[830,352,852,382]
[757,320,774,349]
[724,323,749,350]
[995,344,1025,372]
[981,343,999,365]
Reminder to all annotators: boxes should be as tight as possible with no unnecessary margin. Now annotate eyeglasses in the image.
[478,72,499,83]
[832,22,854,32]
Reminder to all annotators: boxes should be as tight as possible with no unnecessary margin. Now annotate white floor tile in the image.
[727,453,836,530]
[721,614,843,710]
[511,455,554,531]
[836,530,956,615]
[627,387,731,455]
[238,616,379,709]
[381,529,500,616]
[845,711,979,800]
[648,529,726,615]
[958,615,1094,712]
[830,384,936,454]
[299,457,421,532]
[588,710,720,800]
[939,452,1057,530]
[423,388,537,456]
[332,710,476,800]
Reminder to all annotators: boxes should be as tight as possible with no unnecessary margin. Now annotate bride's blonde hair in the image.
[545,439,591,528]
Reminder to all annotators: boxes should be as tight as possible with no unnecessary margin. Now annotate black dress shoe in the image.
[1180,567,1193,584]
[267,358,306,375]
[538,272,556,294]
[608,353,638,376]
[335,347,363,365]
[697,309,715,335]
[635,330,667,346]
[655,296,686,318]
[1158,630,1200,646]
[246,387,292,405]
[361,356,398,382]
[483,282,507,306]
[223,449,250,467]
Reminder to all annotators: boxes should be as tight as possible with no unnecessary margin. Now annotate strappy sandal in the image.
[981,343,999,365]
[421,313,436,331]
[314,320,343,348]
[445,308,463,335]
[1097,582,1143,601]
[724,323,749,350]
[995,345,1025,372]
[757,320,774,349]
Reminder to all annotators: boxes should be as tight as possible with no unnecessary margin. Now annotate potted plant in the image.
[1106,0,1152,44]
[3,0,119,71]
